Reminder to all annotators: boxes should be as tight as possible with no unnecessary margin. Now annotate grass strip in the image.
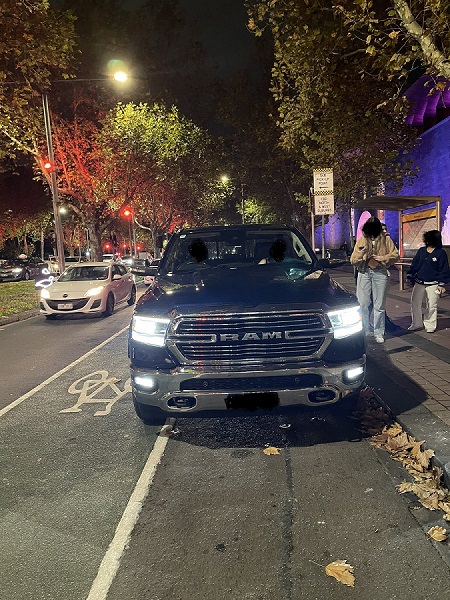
[0,281,40,317]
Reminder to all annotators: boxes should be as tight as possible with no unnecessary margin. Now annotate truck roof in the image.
[178,224,294,235]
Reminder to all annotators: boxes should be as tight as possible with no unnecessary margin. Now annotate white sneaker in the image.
[375,335,384,343]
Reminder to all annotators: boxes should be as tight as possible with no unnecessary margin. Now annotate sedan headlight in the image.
[40,288,51,299]
[85,285,105,297]
[327,305,362,339]
[131,316,170,346]
[12,268,23,273]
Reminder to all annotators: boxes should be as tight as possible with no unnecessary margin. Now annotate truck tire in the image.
[132,393,165,426]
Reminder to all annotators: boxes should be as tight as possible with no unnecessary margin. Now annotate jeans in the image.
[410,283,439,332]
[356,268,389,337]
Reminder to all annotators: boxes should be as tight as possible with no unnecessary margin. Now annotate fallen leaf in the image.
[427,526,448,541]
[263,446,280,455]
[159,425,180,437]
[325,560,355,587]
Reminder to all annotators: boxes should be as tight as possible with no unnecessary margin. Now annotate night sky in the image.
[128,0,256,77]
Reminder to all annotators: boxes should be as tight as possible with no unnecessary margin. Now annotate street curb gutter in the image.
[0,309,40,327]
[365,356,450,490]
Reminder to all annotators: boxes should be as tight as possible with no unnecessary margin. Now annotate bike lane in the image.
[0,330,162,600]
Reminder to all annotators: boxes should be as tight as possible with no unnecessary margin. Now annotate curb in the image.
[365,356,450,490]
[0,309,40,327]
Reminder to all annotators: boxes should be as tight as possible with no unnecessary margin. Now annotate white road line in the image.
[0,326,129,418]
[86,422,173,600]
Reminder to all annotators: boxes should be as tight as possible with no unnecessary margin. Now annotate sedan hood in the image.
[135,265,356,317]
[45,280,107,298]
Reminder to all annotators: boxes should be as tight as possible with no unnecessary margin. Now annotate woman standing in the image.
[407,230,450,333]
[350,217,399,343]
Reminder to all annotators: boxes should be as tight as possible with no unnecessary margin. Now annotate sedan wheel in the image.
[127,285,137,306]
[23,270,30,280]
[102,293,115,317]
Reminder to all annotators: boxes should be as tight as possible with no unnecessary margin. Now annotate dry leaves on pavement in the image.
[263,446,281,455]
[355,387,450,523]
[427,526,448,542]
[325,560,355,587]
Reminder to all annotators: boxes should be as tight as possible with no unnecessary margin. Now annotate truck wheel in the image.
[132,393,165,425]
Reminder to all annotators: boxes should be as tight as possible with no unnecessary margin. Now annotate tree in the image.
[333,1,450,84]
[0,0,76,162]
[51,101,218,258]
[99,102,226,254]
[246,0,418,241]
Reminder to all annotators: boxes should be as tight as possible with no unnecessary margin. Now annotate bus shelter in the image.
[354,195,441,289]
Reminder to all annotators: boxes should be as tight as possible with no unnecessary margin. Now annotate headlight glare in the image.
[131,316,170,346]
[40,289,50,299]
[327,306,362,339]
[85,285,105,297]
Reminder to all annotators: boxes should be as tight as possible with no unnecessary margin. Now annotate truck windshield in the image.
[162,230,316,274]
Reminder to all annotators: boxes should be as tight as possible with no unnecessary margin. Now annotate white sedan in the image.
[39,262,136,319]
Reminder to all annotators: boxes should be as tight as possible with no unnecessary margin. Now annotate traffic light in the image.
[122,207,132,218]
[43,160,55,172]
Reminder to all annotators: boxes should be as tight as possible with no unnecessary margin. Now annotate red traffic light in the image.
[43,160,54,171]
[123,207,132,217]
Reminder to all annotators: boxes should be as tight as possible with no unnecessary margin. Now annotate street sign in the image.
[313,169,334,215]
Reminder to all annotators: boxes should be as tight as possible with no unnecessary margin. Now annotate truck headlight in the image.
[327,306,362,339]
[131,316,170,346]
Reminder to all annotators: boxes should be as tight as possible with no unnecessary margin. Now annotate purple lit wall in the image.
[317,75,450,248]
[396,117,450,245]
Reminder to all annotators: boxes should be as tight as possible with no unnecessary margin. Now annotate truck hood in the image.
[135,265,357,317]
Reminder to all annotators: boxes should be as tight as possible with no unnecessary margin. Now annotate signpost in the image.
[312,169,335,259]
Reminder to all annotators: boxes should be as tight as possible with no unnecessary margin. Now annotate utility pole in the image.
[42,93,65,274]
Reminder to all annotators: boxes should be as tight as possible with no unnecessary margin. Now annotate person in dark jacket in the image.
[407,230,450,333]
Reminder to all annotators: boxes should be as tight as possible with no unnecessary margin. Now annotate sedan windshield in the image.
[59,266,109,282]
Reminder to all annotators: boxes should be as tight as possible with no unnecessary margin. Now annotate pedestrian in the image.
[407,230,450,333]
[350,216,399,343]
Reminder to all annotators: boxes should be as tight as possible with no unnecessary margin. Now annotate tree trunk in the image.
[85,218,104,261]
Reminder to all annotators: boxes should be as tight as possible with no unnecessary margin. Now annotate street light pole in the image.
[241,183,245,224]
[42,92,65,274]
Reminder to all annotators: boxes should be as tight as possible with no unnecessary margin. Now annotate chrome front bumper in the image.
[131,356,366,413]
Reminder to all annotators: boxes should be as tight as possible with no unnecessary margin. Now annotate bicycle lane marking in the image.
[0,326,128,418]
[0,328,170,600]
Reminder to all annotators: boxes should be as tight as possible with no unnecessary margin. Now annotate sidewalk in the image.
[331,264,450,487]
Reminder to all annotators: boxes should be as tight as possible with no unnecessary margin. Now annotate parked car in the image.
[129,224,365,424]
[0,257,46,282]
[144,259,160,285]
[39,261,136,319]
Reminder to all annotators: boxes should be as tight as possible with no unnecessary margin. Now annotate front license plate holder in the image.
[57,302,73,310]
[225,392,279,411]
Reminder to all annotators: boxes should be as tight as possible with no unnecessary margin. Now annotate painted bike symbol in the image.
[60,370,131,416]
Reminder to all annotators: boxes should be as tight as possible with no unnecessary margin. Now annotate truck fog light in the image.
[134,375,158,392]
[343,366,364,384]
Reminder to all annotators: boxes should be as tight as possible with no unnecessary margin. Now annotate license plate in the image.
[225,392,279,411]
[57,302,73,310]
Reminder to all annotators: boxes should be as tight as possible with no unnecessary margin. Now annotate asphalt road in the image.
[0,288,143,410]
[1,292,450,599]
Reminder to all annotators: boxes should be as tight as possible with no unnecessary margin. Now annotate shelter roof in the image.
[354,196,441,211]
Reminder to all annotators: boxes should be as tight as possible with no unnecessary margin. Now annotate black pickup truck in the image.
[129,224,365,423]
